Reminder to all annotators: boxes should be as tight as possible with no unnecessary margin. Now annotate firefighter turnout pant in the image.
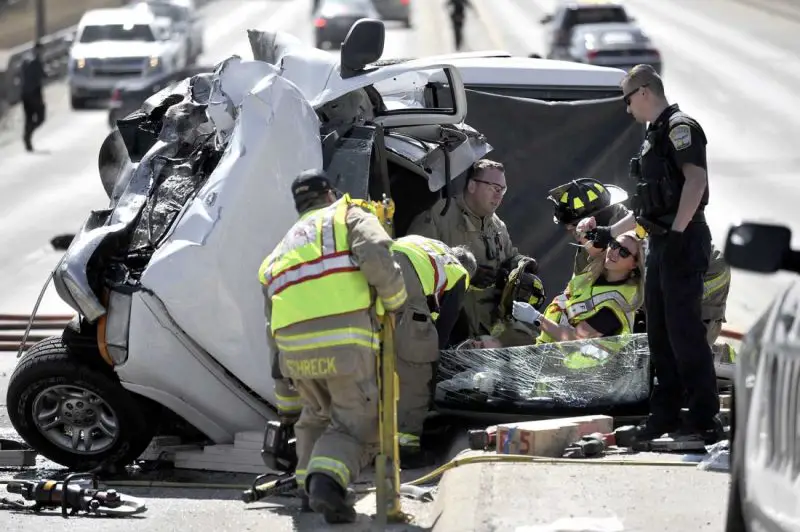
[292,350,379,492]
[395,256,440,445]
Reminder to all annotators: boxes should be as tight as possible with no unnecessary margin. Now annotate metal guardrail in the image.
[0,24,75,109]
[0,313,73,352]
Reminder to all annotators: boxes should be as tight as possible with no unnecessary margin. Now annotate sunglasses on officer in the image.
[623,83,649,106]
[608,239,635,259]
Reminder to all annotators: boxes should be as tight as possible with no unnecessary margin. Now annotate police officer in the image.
[259,169,407,524]
[406,159,533,340]
[20,42,46,152]
[621,64,722,444]
[390,235,476,466]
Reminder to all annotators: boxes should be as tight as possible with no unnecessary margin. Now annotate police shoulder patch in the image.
[669,124,692,151]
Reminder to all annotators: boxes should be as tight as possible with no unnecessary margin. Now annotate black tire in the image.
[6,337,156,471]
[725,465,747,532]
[725,385,746,532]
[403,17,412,29]
[70,96,87,110]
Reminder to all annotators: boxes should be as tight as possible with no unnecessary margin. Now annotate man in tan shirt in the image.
[406,159,531,340]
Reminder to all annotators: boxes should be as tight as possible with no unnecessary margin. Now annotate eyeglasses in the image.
[623,83,649,106]
[609,239,635,259]
[473,178,507,196]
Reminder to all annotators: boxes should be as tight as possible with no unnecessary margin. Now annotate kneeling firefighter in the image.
[390,234,477,467]
[258,169,407,524]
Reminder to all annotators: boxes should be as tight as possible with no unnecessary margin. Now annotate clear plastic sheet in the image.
[697,440,730,472]
[435,333,650,410]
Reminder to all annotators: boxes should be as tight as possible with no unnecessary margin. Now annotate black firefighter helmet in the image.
[547,178,629,226]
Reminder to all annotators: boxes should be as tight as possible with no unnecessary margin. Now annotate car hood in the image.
[71,41,166,60]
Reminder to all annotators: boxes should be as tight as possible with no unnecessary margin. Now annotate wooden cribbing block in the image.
[496,415,614,457]
[720,394,732,410]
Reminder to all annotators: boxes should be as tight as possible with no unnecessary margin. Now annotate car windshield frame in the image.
[79,23,157,43]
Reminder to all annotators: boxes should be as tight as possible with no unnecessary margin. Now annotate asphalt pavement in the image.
[1,0,795,529]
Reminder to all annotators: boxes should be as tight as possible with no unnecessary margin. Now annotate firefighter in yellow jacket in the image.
[390,234,477,466]
[258,169,407,524]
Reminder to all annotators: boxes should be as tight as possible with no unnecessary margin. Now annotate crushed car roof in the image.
[436,55,627,88]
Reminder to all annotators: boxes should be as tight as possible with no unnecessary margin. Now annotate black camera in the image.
[629,157,642,180]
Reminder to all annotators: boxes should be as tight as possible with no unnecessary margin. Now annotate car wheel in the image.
[725,465,747,532]
[6,337,156,470]
[403,17,412,29]
[70,96,87,110]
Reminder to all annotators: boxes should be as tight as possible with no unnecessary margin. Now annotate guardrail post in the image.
[35,0,46,42]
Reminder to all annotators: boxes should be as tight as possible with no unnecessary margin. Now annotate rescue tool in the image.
[372,193,410,525]
[1,473,147,517]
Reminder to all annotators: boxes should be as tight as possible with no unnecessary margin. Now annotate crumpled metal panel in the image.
[435,333,650,412]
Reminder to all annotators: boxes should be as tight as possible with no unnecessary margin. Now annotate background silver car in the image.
[568,23,661,74]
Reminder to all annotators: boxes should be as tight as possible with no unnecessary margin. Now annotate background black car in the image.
[722,221,800,532]
[107,65,211,128]
[313,0,381,50]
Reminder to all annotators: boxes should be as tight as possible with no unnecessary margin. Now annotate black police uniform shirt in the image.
[640,104,709,208]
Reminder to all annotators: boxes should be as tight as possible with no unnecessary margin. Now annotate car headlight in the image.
[149,57,160,69]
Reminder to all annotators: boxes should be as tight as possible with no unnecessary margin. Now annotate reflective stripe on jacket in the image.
[391,235,469,311]
[536,272,638,346]
[259,196,372,333]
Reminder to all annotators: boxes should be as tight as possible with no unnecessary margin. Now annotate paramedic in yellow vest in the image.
[512,231,646,354]
[259,169,407,524]
[405,159,534,339]
[390,235,477,467]
[573,208,731,347]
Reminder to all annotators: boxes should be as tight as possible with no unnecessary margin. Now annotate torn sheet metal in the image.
[435,333,650,412]
[138,63,322,405]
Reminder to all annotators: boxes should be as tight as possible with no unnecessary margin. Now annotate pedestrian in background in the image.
[20,42,47,152]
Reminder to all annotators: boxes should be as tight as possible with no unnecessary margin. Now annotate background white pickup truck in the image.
[67,5,189,109]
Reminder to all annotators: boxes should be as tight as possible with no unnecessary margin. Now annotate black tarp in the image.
[462,89,645,298]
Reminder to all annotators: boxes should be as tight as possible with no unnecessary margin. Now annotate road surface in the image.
[3,0,795,529]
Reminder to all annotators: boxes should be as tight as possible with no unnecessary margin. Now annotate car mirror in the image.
[540,14,553,24]
[340,18,385,78]
[724,222,793,274]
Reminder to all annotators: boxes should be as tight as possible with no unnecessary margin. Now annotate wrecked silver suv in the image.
[7,21,651,470]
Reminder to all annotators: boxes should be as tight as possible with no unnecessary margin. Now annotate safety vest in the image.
[258,195,373,333]
[536,272,638,347]
[391,235,470,318]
